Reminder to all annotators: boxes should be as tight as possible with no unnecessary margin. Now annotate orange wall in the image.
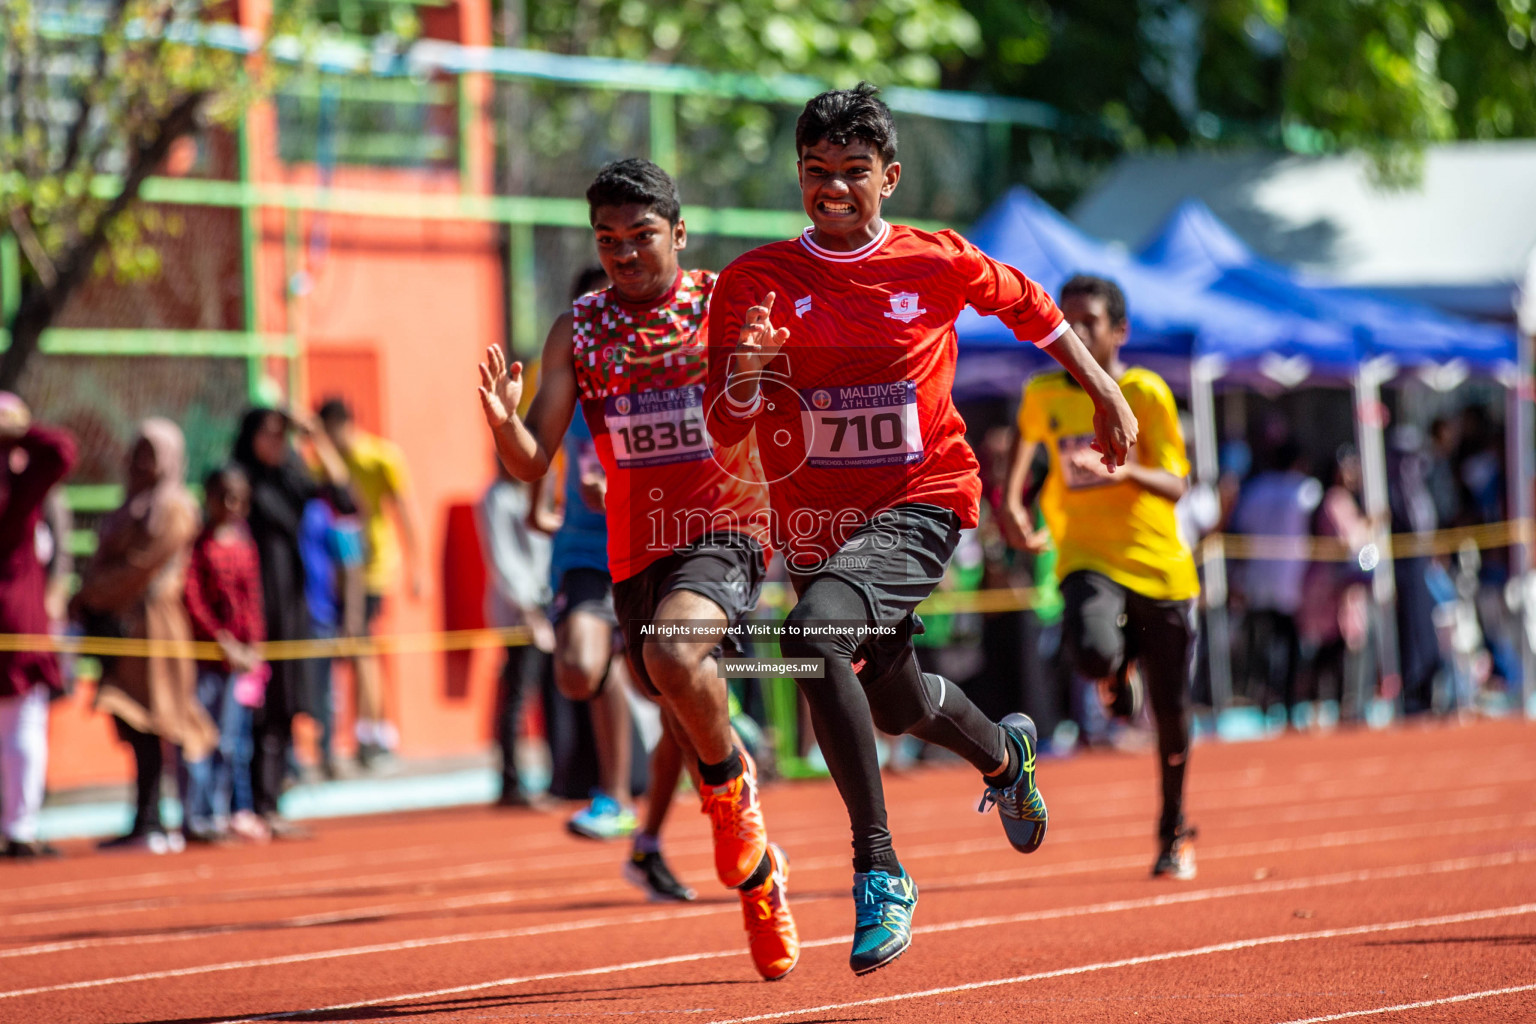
[45,0,509,790]
[265,188,508,762]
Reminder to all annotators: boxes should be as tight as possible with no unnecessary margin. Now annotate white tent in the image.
[1073,142,1536,323]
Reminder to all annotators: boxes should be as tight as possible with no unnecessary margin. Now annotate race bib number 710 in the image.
[604,385,712,468]
[799,381,923,468]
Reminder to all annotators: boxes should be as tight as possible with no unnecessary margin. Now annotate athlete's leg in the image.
[642,717,686,836]
[554,608,613,700]
[856,619,1008,775]
[1127,592,1196,841]
[1059,570,1128,746]
[639,588,734,765]
[589,654,634,810]
[556,608,632,808]
[778,576,896,874]
[625,703,698,903]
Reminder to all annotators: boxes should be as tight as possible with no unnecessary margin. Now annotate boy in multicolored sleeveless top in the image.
[477,159,797,981]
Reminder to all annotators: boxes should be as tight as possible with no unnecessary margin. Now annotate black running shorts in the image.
[550,567,618,629]
[788,503,960,632]
[612,532,766,696]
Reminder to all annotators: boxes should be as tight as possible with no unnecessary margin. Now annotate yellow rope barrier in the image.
[0,627,533,661]
[6,518,1528,659]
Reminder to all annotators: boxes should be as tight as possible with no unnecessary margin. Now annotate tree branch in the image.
[0,90,207,391]
[57,0,132,176]
[7,209,58,290]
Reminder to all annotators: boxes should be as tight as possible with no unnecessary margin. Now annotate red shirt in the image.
[0,425,76,698]
[184,525,266,663]
[706,223,1065,569]
[572,269,770,582]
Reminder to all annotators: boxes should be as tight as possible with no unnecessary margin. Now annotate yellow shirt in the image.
[1018,367,1199,601]
[344,433,411,594]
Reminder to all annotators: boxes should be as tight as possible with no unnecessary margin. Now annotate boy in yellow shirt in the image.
[1002,275,1199,880]
[318,399,424,767]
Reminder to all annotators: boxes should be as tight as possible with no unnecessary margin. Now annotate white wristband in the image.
[724,380,764,418]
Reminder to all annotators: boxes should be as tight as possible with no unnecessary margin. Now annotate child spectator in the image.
[181,465,267,843]
[298,484,366,779]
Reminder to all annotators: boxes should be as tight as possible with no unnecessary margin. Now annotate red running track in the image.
[5,718,1535,1023]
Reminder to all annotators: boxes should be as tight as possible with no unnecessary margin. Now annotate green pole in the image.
[0,234,19,325]
[237,113,266,405]
[987,119,1012,195]
[457,74,475,186]
[509,222,536,358]
[649,91,678,176]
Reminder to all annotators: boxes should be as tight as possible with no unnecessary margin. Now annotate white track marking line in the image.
[14,785,1535,931]
[0,904,728,1001]
[7,808,1535,962]
[226,899,1536,1024]
[703,902,1536,1024]
[1271,983,1536,1024]
[7,848,1532,1004]
[11,738,1527,908]
[0,843,467,905]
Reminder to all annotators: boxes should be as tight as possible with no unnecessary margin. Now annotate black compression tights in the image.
[780,577,1009,874]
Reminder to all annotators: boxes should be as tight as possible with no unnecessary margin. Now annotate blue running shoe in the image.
[567,790,638,841]
[849,867,918,975]
[978,712,1048,854]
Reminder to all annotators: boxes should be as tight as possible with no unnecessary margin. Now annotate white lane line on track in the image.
[9,739,1528,909]
[11,784,1535,932]
[219,899,1536,1024]
[0,844,464,905]
[6,848,1532,1005]
[1270,983,1536,1024]
[7,808,1535,963]
[703,902,1536,1024]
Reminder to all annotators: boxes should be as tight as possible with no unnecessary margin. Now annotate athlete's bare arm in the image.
[524,475,563,535]
[1065,446,1188,501]
[1001,433,1051,554]
[1040,327,1139,471]
[478,313,579,481]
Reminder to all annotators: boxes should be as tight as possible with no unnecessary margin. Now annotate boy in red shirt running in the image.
[478,159,797,981]
[706,84,1138,975]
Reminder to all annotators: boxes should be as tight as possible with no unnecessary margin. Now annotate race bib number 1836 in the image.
[604,385,712,468]
[799,381,923,468]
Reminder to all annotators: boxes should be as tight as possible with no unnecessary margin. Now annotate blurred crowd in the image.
[963,399,1525,757]
[1215,405,1522,725]
[0,379,1523,861]
[0,394,423,858]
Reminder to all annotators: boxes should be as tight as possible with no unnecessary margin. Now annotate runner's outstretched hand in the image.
[478,344,524,429]
[732,292,791,378]
[1089,387,1138,471]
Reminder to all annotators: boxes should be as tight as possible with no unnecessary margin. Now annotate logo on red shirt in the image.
[882,291,927,323]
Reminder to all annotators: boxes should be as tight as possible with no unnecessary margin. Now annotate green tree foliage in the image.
[526,0,982,87]
[510,0,984,206]
[0,0,310,390]
[955,0,1536,188]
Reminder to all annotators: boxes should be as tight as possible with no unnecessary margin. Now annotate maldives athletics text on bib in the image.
[799,380,923,469]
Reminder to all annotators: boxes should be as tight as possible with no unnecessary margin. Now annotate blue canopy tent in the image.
[954,188,1359,398]
[955,187,1358,718]
[1139,199,1518,382]
[1140,200,1534,707]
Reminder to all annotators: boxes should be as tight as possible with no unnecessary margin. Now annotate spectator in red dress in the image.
[0,394,76,859]
[181,465,268,843]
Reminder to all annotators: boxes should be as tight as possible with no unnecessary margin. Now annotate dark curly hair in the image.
[585,158,681,226]
[795,82,898,163]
